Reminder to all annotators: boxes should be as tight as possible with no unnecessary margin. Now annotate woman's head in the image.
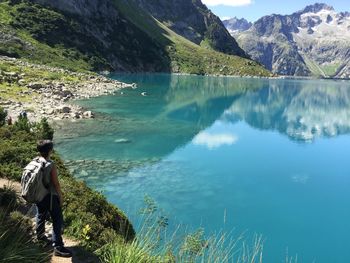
[37,140,54,158]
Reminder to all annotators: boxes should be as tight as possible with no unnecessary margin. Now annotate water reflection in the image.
[55,74,266,161]
[54,75,350,263]
[55,75,350,163]
[221,80,350,141]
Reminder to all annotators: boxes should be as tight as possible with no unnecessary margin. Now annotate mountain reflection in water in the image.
[222,81,350,141]
[55,74,350,263]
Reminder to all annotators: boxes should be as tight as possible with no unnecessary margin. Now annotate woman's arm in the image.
[51,164,63,206]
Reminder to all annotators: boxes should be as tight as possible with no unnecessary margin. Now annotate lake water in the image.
[55,74,350,262]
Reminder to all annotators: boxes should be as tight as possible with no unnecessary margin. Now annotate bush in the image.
[34,118,54,140]
[14,115,32,132]
[0,127,36,181]
[0,107,7,127]
[60,176,135,250]
[0,185,19,211]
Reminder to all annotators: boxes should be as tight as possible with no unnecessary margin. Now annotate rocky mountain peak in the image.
[223,17,252,34]
[299,3,334,14]
[225,3,350,78]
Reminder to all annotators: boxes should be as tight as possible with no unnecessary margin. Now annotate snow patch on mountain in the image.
[223,3,350,78]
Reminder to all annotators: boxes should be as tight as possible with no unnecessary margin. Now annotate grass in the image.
[0,184,18,210]
[112,0,170,47]
[170,38,271,76]
[0,58,89,103]
[0,82,33,102]
[0,59,82,82]
[301,55,340,78]
[98,197,264,263]
[320,63,341,77]
[0,188,51,263]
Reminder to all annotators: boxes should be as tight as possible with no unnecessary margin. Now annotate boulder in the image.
[27,82,46,90]
[83,111,94,118]
[58,106,71,113]
[71,112,80,119]
[0,100,12,105]
[4,72,18,78]
[46,109,55,115]
[18,79,26,86]
[53,89,73,99]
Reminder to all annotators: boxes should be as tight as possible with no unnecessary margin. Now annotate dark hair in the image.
[37,140,54,158]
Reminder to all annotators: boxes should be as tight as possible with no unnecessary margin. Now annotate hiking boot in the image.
[53,246,72,258]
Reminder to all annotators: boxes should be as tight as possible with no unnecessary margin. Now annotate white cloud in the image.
[202,0,253,7]
[193,132,238,149]
[221,16,232,20]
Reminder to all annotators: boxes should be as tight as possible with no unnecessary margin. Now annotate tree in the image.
[14,115,31,132]
[35,118,54,140]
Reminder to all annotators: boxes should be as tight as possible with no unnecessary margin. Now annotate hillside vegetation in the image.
[0,0,271,76]
[0,119,135,250]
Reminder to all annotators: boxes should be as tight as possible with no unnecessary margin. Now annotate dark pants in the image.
[35,194,63,247]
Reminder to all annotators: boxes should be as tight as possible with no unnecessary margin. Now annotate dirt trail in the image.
[0,178,99,263]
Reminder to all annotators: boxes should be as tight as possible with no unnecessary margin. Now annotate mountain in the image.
[132,0,247,57]
[0,0,270,76]
[223,17,252,34]
[225,3,350,78]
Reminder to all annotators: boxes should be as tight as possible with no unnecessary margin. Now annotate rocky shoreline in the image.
[0,56,136,122]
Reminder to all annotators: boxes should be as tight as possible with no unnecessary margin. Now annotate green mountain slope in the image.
[131,0,247,57]
[0,0,271,76]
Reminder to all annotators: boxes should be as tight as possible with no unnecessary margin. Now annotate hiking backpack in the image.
[21,157,50,203]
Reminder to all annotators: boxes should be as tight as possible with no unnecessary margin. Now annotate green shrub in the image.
[0,107,7,126]
[0,185,19,211]
[60,176,135,250]
[0,127,36,180]
[34,118,54,140]
[14,115,32,132]
[98,241,163,263]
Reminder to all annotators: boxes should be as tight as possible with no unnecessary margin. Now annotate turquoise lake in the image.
[55,74,350,262]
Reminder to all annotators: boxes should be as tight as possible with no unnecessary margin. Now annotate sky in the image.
[201,0,349,22]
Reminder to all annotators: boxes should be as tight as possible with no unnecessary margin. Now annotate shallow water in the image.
[55,74,350,262]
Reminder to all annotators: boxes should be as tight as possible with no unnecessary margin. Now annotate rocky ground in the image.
[0,56,136,122]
